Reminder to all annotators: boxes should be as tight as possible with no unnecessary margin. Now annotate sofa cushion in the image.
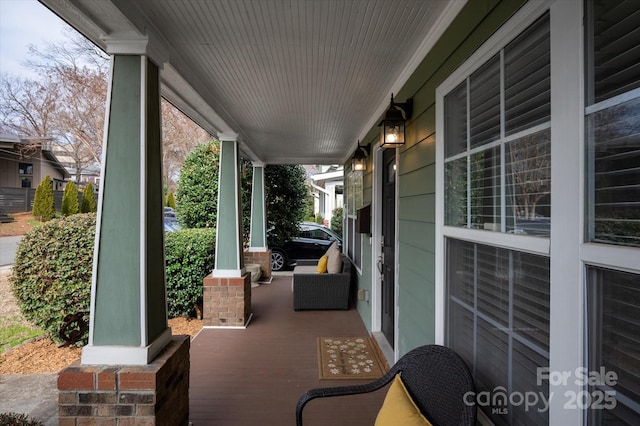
[327,250,343,274]
[326,241,339,255]
[294,265,319,274]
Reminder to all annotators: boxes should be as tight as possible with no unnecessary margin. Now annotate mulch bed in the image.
[0,318,203,374]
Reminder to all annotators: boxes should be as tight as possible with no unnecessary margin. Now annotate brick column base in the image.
[244,249,272,279]
[202,273,251,327]
[57,335,190,426]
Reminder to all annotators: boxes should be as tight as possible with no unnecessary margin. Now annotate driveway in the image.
[0,236,22,266]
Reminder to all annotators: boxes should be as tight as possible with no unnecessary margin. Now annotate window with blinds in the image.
[586,0,640,105]
[587,97,640,246]
[504,15,551,135]
[587,267,640,424]
[346,170,363,268]
[444,13,550,235]
[447,238,550,425]
[585,1,640,424]
[585,0,640,248]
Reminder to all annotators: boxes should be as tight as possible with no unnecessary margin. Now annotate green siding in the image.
[398,221,435,254]
[394,0,526,356]
[348,0,526,357]
[94,56,142,346]
[144,60,168,343]
[400,194,436,223]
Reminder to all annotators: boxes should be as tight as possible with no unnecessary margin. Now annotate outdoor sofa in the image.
[292,252,351,311]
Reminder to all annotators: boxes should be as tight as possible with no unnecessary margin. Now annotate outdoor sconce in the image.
[352,140,370,171]
[379,93,413,148]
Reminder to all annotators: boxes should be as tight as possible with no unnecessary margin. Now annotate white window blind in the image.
[447,238,550,425]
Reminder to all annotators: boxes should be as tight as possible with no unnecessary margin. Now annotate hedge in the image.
[165,228,215,318]
[11,215,215,344]
[11,214,95,344]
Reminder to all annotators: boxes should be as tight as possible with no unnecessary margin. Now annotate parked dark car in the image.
[269,222,342,271]
[164,207,181,232]
[164,218,181,232]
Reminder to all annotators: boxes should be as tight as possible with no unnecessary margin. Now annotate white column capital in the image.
[252,161,266,168]
[102,32,169,67]
[218,132,239,142]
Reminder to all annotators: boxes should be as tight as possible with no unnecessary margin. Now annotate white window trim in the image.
[435,0,551,345]
[435,1,592,425]
[548,1,585,425]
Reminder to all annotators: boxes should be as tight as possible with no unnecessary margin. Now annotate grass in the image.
[0,322,43,354]
[27,218,42,227]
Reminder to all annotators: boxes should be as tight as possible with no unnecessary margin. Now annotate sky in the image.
[0,0,74,77]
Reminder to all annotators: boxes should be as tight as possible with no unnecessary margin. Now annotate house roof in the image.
[39,0,464,165]
[0,134,70,179]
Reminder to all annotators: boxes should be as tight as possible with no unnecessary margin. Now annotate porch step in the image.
[0,210,14,223]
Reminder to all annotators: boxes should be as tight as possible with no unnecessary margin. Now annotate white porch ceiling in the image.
[40,0,463,164]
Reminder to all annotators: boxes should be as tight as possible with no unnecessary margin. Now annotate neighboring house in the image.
[308,165,343,225]
[65,165,101,187]
[0,134,69,190]
[49,142,101,185]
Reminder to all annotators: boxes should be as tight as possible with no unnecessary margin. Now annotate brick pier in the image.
[202,273,251,327]
[57,336,190,425]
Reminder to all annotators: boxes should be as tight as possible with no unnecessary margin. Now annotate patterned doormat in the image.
[317,337,387,380]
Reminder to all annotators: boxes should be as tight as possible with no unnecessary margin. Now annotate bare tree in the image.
[161,99,211,192]
[507,129,551,220]
[1,30,209,189]
[0,74,58,139]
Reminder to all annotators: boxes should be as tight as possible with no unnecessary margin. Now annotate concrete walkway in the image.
[0,236,22,266]
[0,234,57,425]
[0,374,58,425]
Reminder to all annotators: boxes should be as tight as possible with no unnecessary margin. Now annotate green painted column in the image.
[248,162,267,251]
[213,134,245,277]
[82,54,171,365]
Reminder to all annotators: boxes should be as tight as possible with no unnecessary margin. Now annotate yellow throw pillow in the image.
[317,254,329,273]
[375,375,432,426]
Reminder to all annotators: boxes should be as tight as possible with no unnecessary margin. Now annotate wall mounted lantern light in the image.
[379,93,413,148]
[352,140,370,171]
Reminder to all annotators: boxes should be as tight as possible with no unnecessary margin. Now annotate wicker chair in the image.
[295,344,476,426]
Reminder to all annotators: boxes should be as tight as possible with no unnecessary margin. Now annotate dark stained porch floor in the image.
[189,275,389,426]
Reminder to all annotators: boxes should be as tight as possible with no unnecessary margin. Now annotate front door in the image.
[381,149,396,347]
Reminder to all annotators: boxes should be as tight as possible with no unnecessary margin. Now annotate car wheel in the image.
[271,249,286,271]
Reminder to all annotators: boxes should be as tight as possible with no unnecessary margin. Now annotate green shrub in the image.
[32,176,55,222]
[176,141,220,228]
[331,207,343,237]
[165,228,215,318]
[165,192,176,209]
[11,212,215,339]
[61,181,80,216]
[314,213,324,224]
[0,412,44,426]
[80,183,97,213]
[11,214,95,344]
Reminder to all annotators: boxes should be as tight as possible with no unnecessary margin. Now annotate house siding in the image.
[395,0,527,356]
[352,0,527,357]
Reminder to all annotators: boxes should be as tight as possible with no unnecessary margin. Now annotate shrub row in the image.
[11,214,214,344]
